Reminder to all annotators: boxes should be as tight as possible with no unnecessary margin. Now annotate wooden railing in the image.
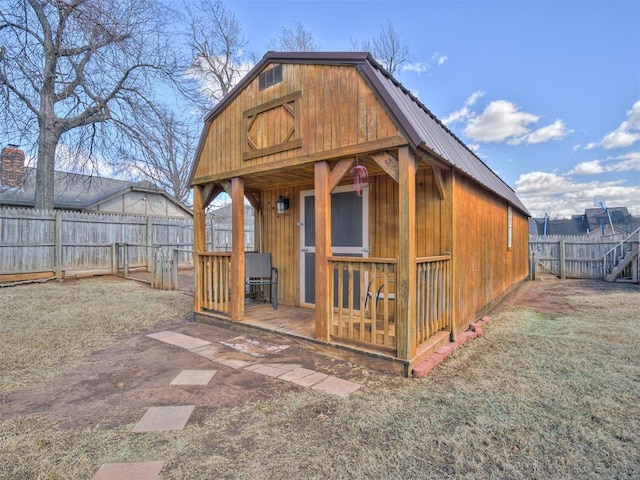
[196,252,231,314]
[328,257,397,349]
[416,255,452,344]
[603,227,640,283]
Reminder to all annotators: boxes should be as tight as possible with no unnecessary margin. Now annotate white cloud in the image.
[401,62,429,74]
[608,151,640,171]
[464,100,539,143]
[442,90,484,125]
[568,152,640,175]
[515,171,640,217]
[519,119,571,144]
[431,52,448,66]
[567,160,605,175]
[589,100,640,150]
[445,95,571,145]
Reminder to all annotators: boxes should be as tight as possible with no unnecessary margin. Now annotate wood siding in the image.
[192,63,404,184]
[451,172,529,334]
[257,166,451,307]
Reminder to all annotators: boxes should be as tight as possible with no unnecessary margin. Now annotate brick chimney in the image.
[0,145,25,188]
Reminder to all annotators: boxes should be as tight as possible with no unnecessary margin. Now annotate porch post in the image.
[397,146,417,361]
[230,177,245,321]
[193,185,206,312]
[314,161,331,341]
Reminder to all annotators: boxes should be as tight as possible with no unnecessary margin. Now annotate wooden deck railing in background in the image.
[328,257,397,350]
[197,252,231,314]
[416,255,452,344]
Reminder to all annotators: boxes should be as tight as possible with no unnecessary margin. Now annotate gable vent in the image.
[259,64,283,90]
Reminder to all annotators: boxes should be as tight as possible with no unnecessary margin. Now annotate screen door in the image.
[299,184,369,308]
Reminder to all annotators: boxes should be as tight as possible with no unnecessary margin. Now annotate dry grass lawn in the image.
[1,278,639,479]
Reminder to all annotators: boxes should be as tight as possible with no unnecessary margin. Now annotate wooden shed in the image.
[190,52,530,375]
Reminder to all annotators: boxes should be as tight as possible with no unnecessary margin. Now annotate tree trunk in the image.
[34,125,59,210]
[34,65,59,210]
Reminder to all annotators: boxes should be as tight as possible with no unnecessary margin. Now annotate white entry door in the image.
[299,184,369,308]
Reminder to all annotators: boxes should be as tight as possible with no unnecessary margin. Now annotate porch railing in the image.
[328,257,397,349]
[197,252,231,313]
[416,255,452,344]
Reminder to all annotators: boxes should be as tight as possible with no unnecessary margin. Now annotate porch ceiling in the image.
[235,153,394,192]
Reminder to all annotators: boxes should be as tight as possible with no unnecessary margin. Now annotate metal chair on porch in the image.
[364,272,395,320]
[245,253,279,310]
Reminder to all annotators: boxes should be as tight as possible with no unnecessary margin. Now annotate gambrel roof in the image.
[195,51,529,215]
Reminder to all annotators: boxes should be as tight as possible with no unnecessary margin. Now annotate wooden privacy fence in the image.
[0,207,200,283]
[529,234,624,280]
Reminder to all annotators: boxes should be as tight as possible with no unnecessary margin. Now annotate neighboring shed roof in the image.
[0,167,191,215]
[196,51,529,216]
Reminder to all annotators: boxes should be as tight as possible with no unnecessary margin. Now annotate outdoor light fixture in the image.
[276,195,289,214]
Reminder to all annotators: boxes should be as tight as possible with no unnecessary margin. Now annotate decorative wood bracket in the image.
[433,167,445,201]
[370,152,399,183]
[329,157,355,191]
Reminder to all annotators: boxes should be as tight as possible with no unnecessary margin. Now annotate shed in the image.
[190,52,530,375]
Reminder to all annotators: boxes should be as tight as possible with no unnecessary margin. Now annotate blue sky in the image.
[226,0,640,218]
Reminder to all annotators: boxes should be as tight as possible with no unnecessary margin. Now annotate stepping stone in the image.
[170,370,217,386]
[147,331,211,350]
[277,367,317,382]
[190,346,222,360]
[132,405,195,432]
[312,376,361,398]
[288,371,328,387]
[92,461,164,480]
[215,357,253,369]
[249,364,291,377]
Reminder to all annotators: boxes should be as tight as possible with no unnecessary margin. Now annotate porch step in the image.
[412,316,491,378]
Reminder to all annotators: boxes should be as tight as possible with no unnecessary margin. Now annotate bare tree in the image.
[267,21,319,52]
[0,0,179,209]
[351,20,410,74]
[112,104,196,205]
[185,0,251,110]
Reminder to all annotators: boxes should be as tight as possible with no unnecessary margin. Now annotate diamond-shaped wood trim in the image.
[243,91,302,160]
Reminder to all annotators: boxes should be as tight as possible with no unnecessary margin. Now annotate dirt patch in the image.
[498,277,635,317]
[0,318,352,429]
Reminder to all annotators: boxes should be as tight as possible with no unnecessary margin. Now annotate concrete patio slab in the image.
[92,461,164,480]
[170,370,217,386]
[132,405,195,432]
[312,376,361,398]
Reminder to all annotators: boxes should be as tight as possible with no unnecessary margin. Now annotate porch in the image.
[194,251,452,373]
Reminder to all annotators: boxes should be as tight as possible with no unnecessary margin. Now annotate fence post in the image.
[111,242,117,274]
[559,238,566,279]
[54,212,63,281]
[146,217,153,272]
[172,248,179,290]
[530,251,537,281]
[123,243,129,277]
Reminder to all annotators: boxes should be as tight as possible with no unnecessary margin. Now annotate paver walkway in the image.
[147,330,362,397]
[93,330,362,479]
